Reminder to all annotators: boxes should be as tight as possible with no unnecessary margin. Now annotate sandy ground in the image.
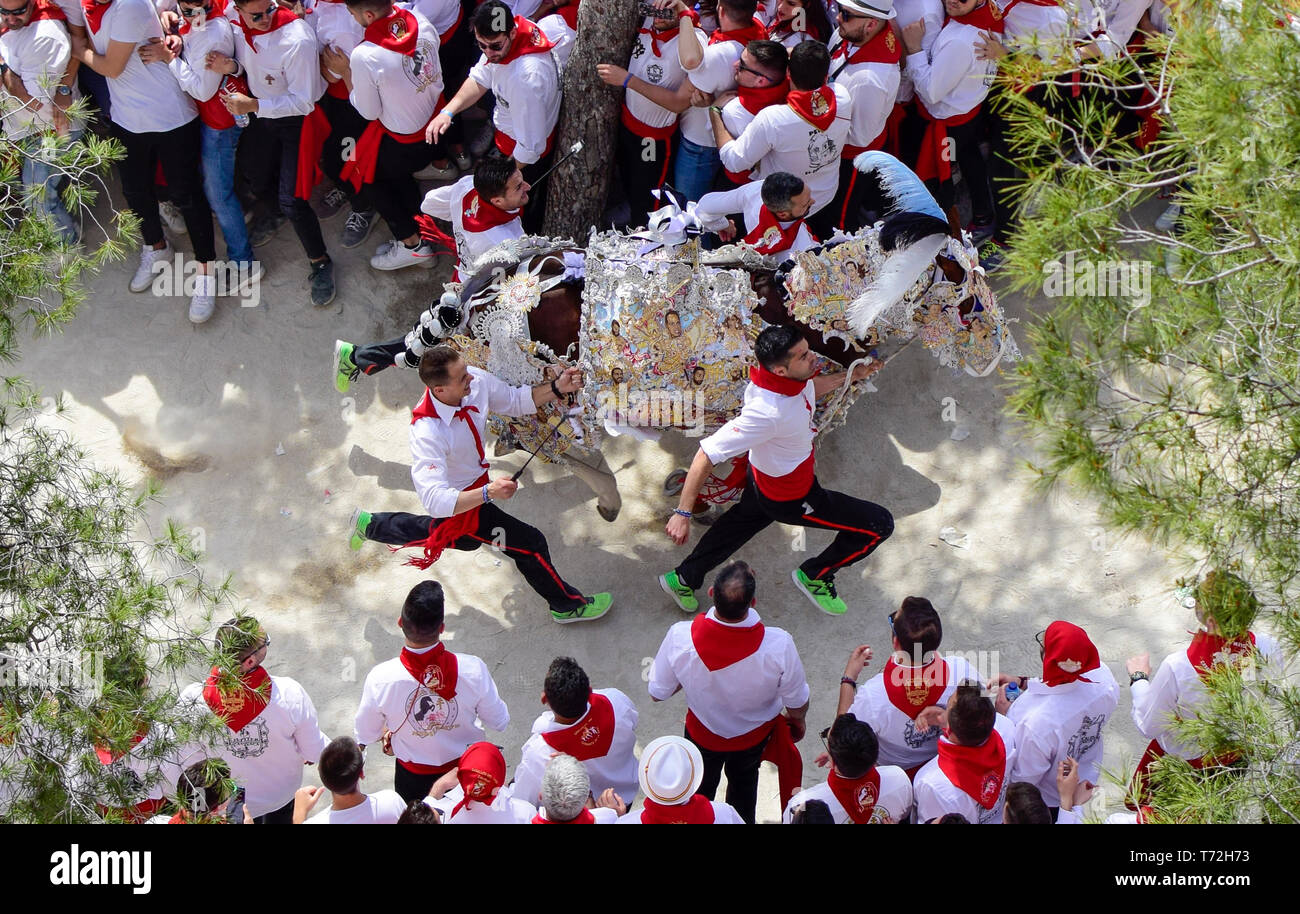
[16,186,1195,823]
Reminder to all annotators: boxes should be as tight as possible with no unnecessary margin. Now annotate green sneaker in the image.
[348,507,372,551]
[792,568,847,616]
[658,570,698,613]
[333,339,359,394]
[551,592,613,624]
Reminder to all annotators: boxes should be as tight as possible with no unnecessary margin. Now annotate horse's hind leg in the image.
[566,449,622,522]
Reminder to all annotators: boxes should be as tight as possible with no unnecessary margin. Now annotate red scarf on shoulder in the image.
[498,16,554,65]
[1187,630,1256,680]
[541,691,617,760]
[13,0,66,33]
[709,16,767,45]
[831,22,901,66]
[80,0,108,34]
[947,0,1005,32]
[363,7,418,54]
[399,642,459,699]
[882,656,949,721]
[936,730,1007,810]
[786,84,836,131]
[533,808,597,824]
[238,3,298,50]
[203,665,271,733]
[462,188,518,232]
[827,767,882,823]
[744,205,813,256]
[737,78,789,115]
[690,613,765,670]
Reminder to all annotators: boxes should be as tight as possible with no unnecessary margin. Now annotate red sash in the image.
[743,203,811,256]
[882,656,950,720]
[709,17,768,45]
[621,105,677,141]
[640,795,716,824]
[786,85,836,131]
[557,0,581,30]
[202,665,271,733]
[189,0,242,127]
[493,128,556,161]
[1187,630,1256,680]
[686,710,778,752]
[541,692,617,760]
[690,614,765,671]
[533,808,597,824]
[827,767,882,823]
[844,102,904,158]
[237,4,297,50]
[81,0,108,34]
[498,15,555,64]
[914,97,980,183]
[745,365,815,500]
[399,643,459,699]
[342,110,438,192]
[294,104,332,198]
[1126,737,1223,811]
[936,730,1007,810]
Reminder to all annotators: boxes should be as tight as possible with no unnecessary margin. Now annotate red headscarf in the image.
[1040,621,1100,687]
[452,742,506,816]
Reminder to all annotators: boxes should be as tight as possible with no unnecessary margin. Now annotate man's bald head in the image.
[712,561,756,621]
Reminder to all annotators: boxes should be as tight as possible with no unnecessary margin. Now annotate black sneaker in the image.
[341,210,377,249]
[309,257,336,308]
[978,239,1008,273]
[249,211,286,248]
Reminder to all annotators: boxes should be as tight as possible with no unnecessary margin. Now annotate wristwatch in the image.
[56,85,73,97]
[1129,671,1149,685]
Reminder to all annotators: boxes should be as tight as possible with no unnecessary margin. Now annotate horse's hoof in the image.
[663,468,687,496]
[597,504,620,523]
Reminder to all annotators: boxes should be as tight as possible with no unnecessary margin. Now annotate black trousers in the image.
[924,111,994,225]
[987,83,1054,244]
[354,335,410,375]
[519,146,554,235]
[364,504,587,611]
[438,18,477,148]
[240,113,328,261]
[393,761,456,803]
[318,92,375,213]
[687,728,770,825]
[616,122,673,229]
[675,474,894,590]
[115,118,216,261]
[369,134,435,241]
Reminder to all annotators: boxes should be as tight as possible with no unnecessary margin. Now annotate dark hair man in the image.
[783,712,912,823]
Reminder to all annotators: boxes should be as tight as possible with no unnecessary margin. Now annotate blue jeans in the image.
[22,129,84,244]
[201,123,254,265]
[672,136,720,205]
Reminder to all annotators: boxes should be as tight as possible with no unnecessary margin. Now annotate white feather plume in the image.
[846,233,947,337]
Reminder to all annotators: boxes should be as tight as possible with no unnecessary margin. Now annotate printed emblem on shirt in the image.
[1065,713,1106,762]
[902,717,939,749]
[224,718,270,759]
[885,30,896,52]
[806,130,837,174]
[406,39,441,91]
[405,684,459,736]
[856,782,877,814]
[646,62,664,83]
[578,722,601,746]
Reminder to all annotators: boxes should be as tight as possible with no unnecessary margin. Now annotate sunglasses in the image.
[476,36,510,52]
[735,60,770,81]
[239,638,270,662]
[888,610,897,634]
[838,8,872,19]
[180,4,210,16]
[0,1,30,17]
[819,726,832,754]
[244,7,272,21]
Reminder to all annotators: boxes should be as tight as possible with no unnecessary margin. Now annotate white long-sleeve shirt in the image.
[511,688,640,807]
[695,182,819,254]
[903,17,997,119]
[893,0,943,104]
[1085,0,1150,59]
[168,13,236,105]
[827,39,901,151]
[309,0,365,83]
[679,38,743,147]
[0,14,80,140]
[348,9,443,134]
[465,22,561,164]
[354,647,510,768]
[781,765,914,823]
[235,13,325,119]
[1007,664,1120,806]
[1003,0,1072,61]
[408,367,536,518]
[913,714,1017,824]
[403,0,461,36]
[420,175,525,278]
[717,84,850,214]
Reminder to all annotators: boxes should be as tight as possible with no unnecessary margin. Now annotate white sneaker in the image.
[370,239,437,270]
[159,200,188,235]
[189,273,217,324]
[1154,202,1182,232]
[129,243,172,293]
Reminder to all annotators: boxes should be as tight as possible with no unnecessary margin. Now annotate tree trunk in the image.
[542,0,642,238]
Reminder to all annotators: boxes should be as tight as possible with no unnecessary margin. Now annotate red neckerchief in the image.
[497,15,555,65]
[80,0,109,34]
[533,808,597,824]
[640,795,716,824]
[786,84,836,130]
[709,16,767,45]
[541,692,617,760]
[882,656,949,721]
[94,726,149,765]
[404,389,488,569]
[1187,630,1256,681]
[363,7,418,55]
[640,10,699,56]
[399,642,459,700]
[690,613,765,671]
[744,205,812,255]
[203,665,272,733]
[6,0,65,33]
[462,189,519,232]
[178,0,226,35]
[238,3,297,51]
[945,0,1005,33]
[737,78,789,115]
[936,729,1007,810]
[749,363,812,396]
[827,767,882,823]
[1040,621,1100,687]
[831,23,901,66]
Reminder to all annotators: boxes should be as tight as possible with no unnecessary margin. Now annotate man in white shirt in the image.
[617,735,746,824]
[512,656,639,808]
[331,153,526,389]
[659,325,891,617]
[900,0,1000,239]
[991,620,1119,817]
[710,38,788,194]
[209,0,337,306]
[348,346,614,623]
[648,560,809,823]
[325,0,445,270]
[297,737,407,823]
[352,580,510,801]
[782,712,912,823]
[836,595,982,774]
[825,0,901,233]
[425,0,561,231]
[912,683,1017,823]
[200,616,331,823]
[712,38,850,238]
[405,0,475,174]
[695,171,816,255]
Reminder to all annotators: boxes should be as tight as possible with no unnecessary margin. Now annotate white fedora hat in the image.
[838,0,897,20]
[638,736,705,806]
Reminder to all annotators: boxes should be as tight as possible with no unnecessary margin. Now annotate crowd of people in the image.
[3,0,1174,324]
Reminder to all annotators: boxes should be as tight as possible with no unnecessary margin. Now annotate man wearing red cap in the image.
[912,682,1017,823]
[444,742,537,824]
[353,581,510,803]
[990,620,1118,818]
